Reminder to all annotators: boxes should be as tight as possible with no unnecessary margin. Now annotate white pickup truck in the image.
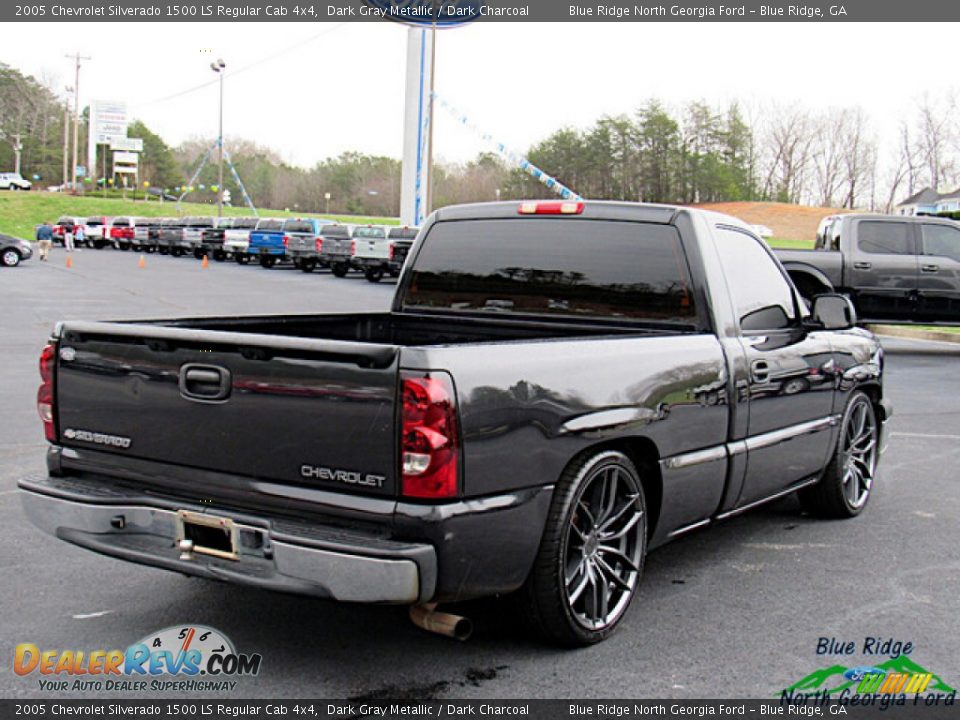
[351,225,419,282]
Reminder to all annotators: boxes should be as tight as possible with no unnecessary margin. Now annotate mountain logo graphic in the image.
[783,655,956,696]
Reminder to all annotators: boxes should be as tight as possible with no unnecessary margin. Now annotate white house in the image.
[895,187,960,215]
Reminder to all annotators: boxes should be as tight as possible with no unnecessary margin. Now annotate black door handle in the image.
[179,364,231,402]
[751,360,770,383]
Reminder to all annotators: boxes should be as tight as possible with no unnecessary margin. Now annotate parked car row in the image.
[48,215,420,282]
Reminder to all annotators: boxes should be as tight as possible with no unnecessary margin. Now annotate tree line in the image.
[3,61,960,215]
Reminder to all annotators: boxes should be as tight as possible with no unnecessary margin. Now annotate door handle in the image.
[921,264,940,273]
[750,360,770,384]
[179,364,231,402]
[853,261,872,270]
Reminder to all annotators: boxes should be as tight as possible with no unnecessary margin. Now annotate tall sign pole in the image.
[399,26,435,228]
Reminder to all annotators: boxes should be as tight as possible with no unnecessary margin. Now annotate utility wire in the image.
[132,23,347,109]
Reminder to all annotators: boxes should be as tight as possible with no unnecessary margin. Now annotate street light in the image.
[210,58,226,217]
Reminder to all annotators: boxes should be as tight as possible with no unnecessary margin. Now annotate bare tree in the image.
[916,93,957,191]
[812,109,847,207]
[838,108,875,209]
[759,103,816,203]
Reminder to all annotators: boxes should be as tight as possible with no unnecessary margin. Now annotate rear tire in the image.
[331,263,348,278]
[520,450,647,646]
[799,391,878,518]
[235,254,249,265]
[365,268,383,283]
[259,256,277,269]
[300,259,317,273]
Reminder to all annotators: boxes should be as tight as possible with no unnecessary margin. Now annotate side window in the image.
[921,224,960,262]
[857,221,912,255]
[715,226,797,332]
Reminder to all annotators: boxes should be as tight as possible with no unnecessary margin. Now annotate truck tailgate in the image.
[54,321,401,497]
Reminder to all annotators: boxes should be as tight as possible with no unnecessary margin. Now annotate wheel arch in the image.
[784,264,835,298]
[563,436,664,542]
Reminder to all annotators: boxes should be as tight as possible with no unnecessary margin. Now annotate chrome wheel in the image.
[1,249,21,267]
[842,398,877,510]
[564,460,645,631]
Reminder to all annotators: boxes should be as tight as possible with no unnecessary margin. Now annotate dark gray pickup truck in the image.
[20,201,890,646]
[776,214,960,325]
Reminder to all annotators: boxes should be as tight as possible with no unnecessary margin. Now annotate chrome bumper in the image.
[19,475,435,605]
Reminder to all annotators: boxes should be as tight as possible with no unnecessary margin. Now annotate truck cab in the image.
[778,214,960,324]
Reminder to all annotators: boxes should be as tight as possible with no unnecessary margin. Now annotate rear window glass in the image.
[858,222,912,255]
[354,227,386,239]
[402,219,697,324]
[256,219,284,231]
[234,218,259,229]
[113,218,131,227]
[320,225,350,238]
[283,220,314,233]
[185,217,214,228]
[86,218,104,226]
[389,227,419,240]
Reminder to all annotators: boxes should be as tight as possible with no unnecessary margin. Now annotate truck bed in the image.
[52,312,672,503]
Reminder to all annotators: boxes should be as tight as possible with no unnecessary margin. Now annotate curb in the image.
[866,325,960,345]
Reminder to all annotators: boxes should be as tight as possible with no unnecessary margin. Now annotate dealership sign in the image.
[91,100,128,144]
[110,137,144,152]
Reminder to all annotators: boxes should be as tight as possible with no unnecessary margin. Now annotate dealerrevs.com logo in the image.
[14,625,262,693]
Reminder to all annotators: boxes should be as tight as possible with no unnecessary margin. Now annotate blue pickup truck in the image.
[246,218,287,268]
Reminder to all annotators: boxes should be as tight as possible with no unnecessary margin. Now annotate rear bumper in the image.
[19,473,435,605]
[354,258,403,273]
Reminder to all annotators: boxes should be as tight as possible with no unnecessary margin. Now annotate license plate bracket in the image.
[176,510,238,560]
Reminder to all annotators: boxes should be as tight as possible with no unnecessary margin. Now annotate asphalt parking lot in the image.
[1,247,958,700]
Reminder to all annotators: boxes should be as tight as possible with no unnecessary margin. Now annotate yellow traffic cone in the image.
[138,254,146,269]
[66,256,73,269]
[201,255,209,269]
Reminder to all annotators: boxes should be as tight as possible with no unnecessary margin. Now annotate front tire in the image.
[520,450,647,646]
[799,391,878,518]
[1,248,22,267]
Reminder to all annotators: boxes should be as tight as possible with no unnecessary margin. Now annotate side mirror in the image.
[807,293,856,331]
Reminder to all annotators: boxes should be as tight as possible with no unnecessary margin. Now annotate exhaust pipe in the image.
[409,603,473,641]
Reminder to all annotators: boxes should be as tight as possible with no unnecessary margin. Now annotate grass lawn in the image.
[767,237,814,250]
[0,191,398,240]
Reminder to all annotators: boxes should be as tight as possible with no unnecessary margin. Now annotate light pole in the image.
[211,58,225,217]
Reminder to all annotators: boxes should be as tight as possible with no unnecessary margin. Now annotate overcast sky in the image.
[3,22,955,169]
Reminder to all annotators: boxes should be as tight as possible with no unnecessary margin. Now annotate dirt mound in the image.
[694,201,856,241]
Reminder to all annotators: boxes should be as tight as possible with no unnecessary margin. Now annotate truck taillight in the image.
[517,201,584,215]
[400,371,459,500]
[350,240,357,256]
[283,235,289,247]
[37,344,56,442]
[315,237,323,252]
[389,243,395,261]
